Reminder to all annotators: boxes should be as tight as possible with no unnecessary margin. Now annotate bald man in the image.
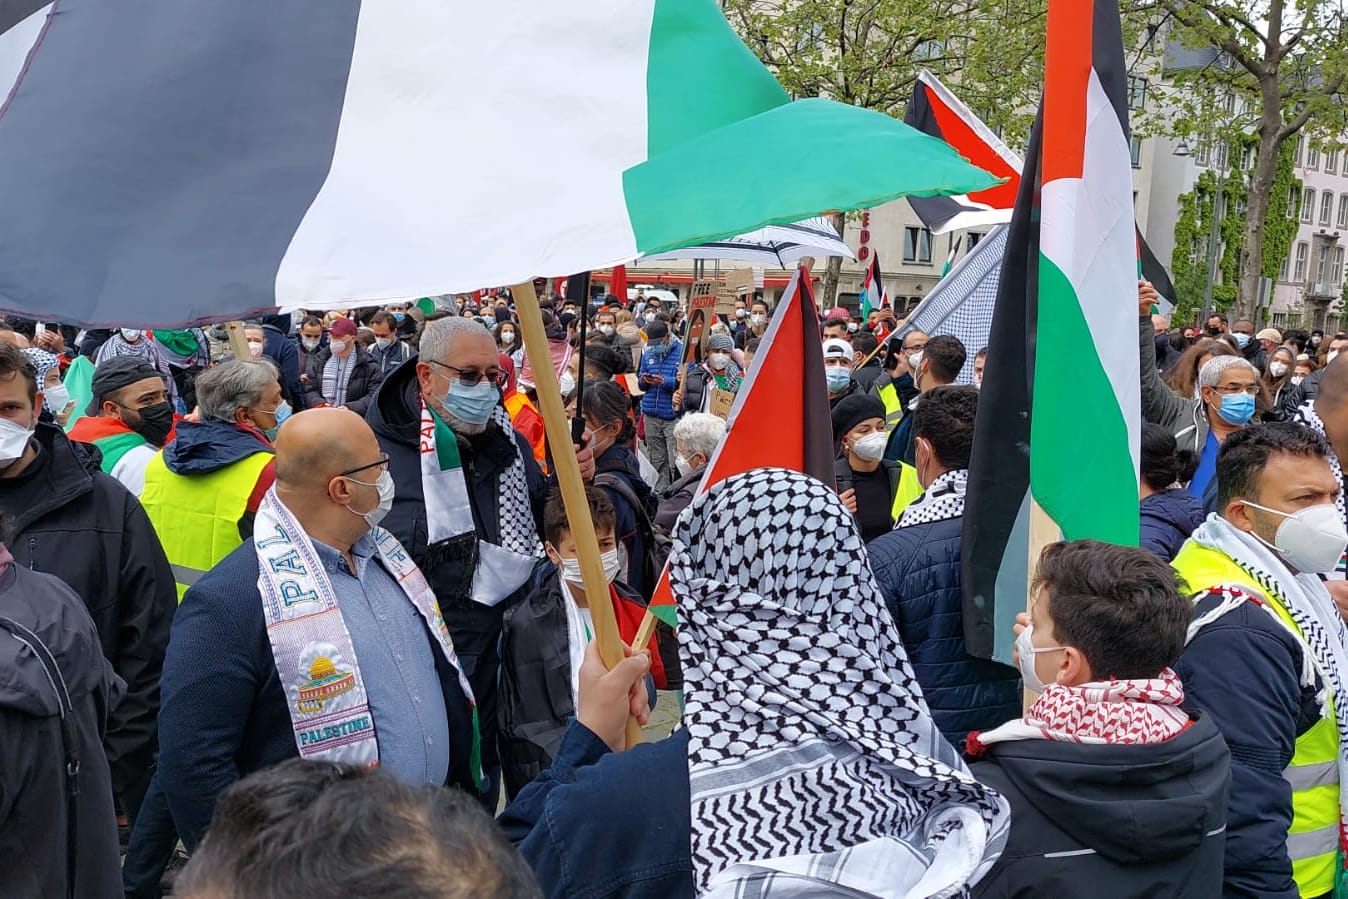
[157,409,482,850]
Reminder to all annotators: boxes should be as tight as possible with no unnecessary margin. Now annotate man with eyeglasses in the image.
[368,316,595,808]
[1139,281,1259,505]
[159,407,484,852]
[868,330,925,436]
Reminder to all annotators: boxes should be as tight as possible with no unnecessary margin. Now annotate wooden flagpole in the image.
[512,280,644,748]
[224,321,252,361]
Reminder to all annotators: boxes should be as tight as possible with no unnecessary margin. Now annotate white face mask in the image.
[1292,375,1306,386]
[375,336,394,350]
[1269,361,1289,378]
[675,453,696,478]
[750,314,765,327]
[329,339,348,355]
[345,469,395,529]
[559,549,623,586]
[849,431,888,462]
[501,331,516,346]
[1331,350,1341,365]
[1245,500,1348,573]
[708,352,730,371]
[1015,623,1066,694]
[974,374,984,389]
[559,372,577,396]
[120,328,143,342]
[44,383,70,415]
[599,325,615,336]
[907,350,924,372]
[301,337,321,352]
[247,340,264,358]
[0,416,34,466]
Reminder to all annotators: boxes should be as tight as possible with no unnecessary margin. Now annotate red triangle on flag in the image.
[646,265,835,623]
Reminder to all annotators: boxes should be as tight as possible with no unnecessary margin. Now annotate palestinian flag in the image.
[905,69,1177,301]
[644,264,835,629]
[859,252,886,320]
[962,0,1140,664]
[905,70,1023,235]
[0,0,996,328]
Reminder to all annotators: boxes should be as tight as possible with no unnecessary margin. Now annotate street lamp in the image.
[1174,139,1191,157]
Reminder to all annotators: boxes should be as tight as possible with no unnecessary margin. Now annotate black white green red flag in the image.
[962,0,1140,664]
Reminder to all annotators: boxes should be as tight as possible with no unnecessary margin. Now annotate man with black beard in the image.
[67,355,177,497]
[0,343,176,831]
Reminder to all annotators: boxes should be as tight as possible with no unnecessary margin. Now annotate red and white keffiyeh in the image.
[966,669,1190,755]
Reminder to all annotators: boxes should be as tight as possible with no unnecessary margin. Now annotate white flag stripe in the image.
[1039,72,1140,473]
[0,2,49,104]
[276,0,652,306]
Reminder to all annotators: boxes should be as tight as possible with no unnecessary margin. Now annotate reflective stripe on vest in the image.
[141,449,274,601]
[876,381,903,432]
[1172,540,1342,898]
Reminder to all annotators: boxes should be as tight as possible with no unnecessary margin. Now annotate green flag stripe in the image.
[649,604,678,628]
[1031,254,1138,545]
[430,407,462,471]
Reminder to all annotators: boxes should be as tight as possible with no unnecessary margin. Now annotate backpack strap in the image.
[0,615,79,899]
[594,471,658,536]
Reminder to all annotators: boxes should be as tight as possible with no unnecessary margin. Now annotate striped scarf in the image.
[1293,400,1348,579]
[322,352,354,407]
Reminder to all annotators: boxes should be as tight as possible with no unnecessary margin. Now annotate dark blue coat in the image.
[867,515,1021,749]
[1139,489,1205,562]
[499,722,694,898]
[1175,591,1324,899]
[594,445,655,598]
[157,540,481,850]
[260,317,303,410]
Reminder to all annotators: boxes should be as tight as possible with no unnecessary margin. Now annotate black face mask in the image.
[1206,326,1221,337]
[129,400,174,446]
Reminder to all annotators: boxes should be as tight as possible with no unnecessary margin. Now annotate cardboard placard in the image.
[682,287,718,366]
[622,373,645,396]
[709,387,735,420]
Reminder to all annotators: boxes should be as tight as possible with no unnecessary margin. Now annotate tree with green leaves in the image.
[1134,0,1348,321]
[721,0,1048,303]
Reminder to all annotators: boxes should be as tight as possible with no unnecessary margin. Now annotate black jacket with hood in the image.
[971,712,1230,898]
[0,423,175,800]
[0,557,123,899]
[302,345,385,415]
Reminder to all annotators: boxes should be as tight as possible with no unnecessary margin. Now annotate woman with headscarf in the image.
[22,348,73,427]
[500,468,1010,898]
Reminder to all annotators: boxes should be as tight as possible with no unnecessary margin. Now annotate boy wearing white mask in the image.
[497,485,664,799]
[1174,423,1348,899]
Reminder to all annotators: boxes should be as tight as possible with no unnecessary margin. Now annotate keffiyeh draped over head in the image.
[672,468,1009,898]
[22,348,59,383]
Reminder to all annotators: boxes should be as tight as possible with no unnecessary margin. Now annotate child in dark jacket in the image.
[968,540,1230,898]
[498,486,665,799]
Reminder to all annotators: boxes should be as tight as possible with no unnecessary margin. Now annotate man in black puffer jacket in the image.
[867,386,1019,749]
[0,343,175,822]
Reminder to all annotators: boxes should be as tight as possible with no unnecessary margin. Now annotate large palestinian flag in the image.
[0,0,996,327]
[962,0,1140,664]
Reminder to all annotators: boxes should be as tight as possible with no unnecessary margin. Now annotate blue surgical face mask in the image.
[825,366,851,392]
[1216,392,1256,425]
[1232,332,1251,349]
[444,378,499,425]
[262,400,292,441]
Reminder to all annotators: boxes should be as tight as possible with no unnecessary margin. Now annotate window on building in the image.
[1309,145,1322,170]
[903,227,933,264]
[1329,150,1340,175]
[1296,135,1305,165]
[1280,253,1290,281]
[1196,141,1211,167]
[1127,76,1148,111]
[1295,242,1309,282]
[1292,185,1303,218]
[1317,245,1331,286]
[1222,93,1236,114]
[1304,188,1316,223]
[1324,192,1336,226]
[966,232,984,253]
[1332,247,1345,286]
[1215,141,1229,169]
[1339,195,1348,229]
[1130,134,1143,167]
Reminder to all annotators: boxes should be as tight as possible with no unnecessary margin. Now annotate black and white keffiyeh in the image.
[672,468,1009,898]
[898,469,967,528]
[1189,515,1348,831]
[1294,401,1348,579]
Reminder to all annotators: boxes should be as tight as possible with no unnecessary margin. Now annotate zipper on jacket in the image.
[26,536,36,571]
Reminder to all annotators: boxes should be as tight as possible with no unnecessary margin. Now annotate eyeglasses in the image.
[338,454,390,478]
[902,342,926,353]
[427,360,507,387]
[1211,384,1260,396]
